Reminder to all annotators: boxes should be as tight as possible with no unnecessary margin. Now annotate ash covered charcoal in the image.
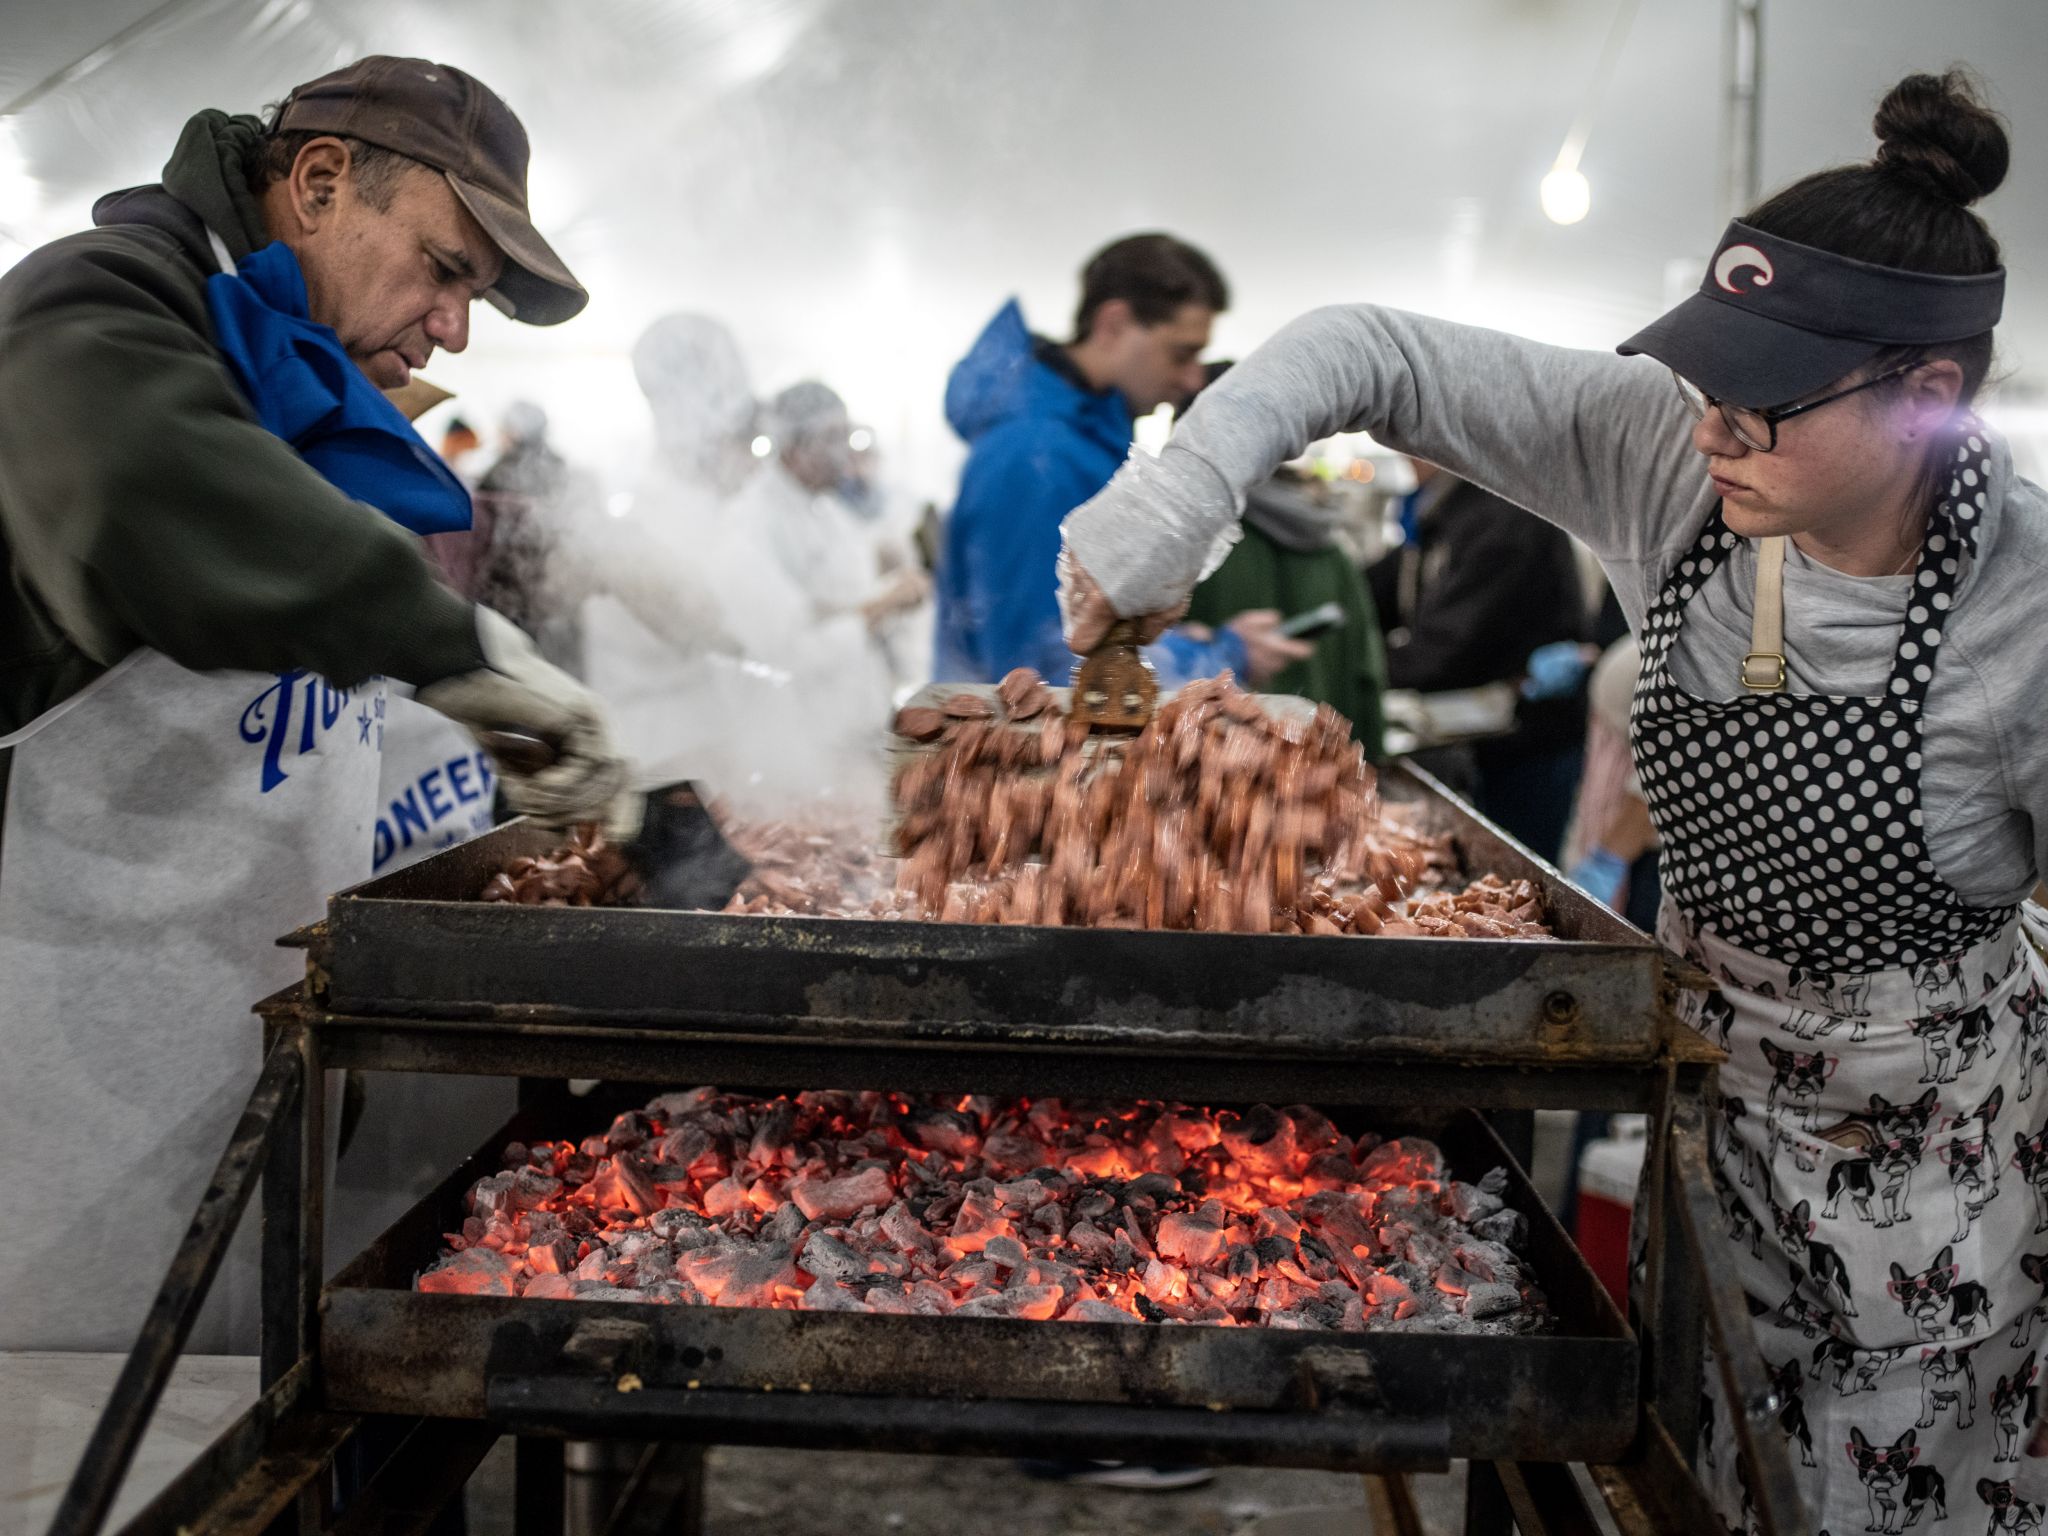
[418,1087,1551,1336]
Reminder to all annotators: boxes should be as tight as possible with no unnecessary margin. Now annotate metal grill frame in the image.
[51,770,1807,1536]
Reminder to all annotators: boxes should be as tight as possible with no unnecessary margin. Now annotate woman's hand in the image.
[1058,445,1243,650]
[1224,610,1316,683]
[1057,547,1185,654]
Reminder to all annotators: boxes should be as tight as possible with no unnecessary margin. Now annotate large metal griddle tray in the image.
[314,763,1667,1061]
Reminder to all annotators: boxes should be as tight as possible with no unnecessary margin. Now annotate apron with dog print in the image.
[1636,423,2048,1533]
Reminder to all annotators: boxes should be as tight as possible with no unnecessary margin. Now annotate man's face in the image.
[1100,301,1215,416]
[286,145,506,390]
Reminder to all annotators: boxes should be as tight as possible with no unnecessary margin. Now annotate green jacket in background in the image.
[0,109,484,741]
[1185,515,1388,760]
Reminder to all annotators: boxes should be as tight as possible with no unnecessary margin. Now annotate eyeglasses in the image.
[1672,360,1922,452]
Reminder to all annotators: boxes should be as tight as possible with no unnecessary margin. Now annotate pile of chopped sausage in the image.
[481,829,639,907]
[478,669,1550,940]
[888,669,1515,935]
[720,816,895,917]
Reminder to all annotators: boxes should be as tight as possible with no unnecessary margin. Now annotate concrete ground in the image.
[465,1439,1470,1535]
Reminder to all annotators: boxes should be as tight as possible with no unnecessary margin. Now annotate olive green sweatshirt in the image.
[0,109,485,741]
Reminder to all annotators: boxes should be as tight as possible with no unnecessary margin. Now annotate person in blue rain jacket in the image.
[935,234,1309,690]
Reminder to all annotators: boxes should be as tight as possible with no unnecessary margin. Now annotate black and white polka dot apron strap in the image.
[1885,422,1995,707]
[1639,507,1741,670]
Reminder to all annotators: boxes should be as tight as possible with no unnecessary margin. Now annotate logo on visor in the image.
[1714,244,1775,295]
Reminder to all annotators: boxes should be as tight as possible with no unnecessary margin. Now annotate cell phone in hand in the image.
[1278,601,1346,640]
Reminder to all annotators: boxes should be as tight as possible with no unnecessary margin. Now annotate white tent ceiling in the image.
[6,0,2047,497]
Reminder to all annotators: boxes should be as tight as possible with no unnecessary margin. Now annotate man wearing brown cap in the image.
[0,58,625,1351]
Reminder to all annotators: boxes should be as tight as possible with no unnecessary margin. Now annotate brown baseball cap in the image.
[278,56,587,326]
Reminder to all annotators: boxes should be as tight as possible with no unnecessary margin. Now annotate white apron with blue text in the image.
[0,651,384,1351]
[326,692,515,1272]
[372,691,496,876]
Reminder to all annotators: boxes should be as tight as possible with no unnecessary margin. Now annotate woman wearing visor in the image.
[1057,71,2048,1524]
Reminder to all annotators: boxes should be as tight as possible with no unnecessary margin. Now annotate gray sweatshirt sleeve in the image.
[1063,304,1714,626]
[1186,305,1704,561]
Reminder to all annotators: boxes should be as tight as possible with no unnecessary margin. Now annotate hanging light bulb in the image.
[1540,162,1591,225]
[1537,0,1636,227]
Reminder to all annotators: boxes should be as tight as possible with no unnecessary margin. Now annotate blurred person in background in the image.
[748,380,931,701]
[583,317,884,806]
[471,400,590,673]
[0,55,631,1355]
[1182,364,1388,754]
[935,233,1308,691]
[1367,460,1591,858]
[577,313,765,778]
[1559,635,1660,930]
[437,414,482,481]
[842,420,938,694]
[724,380,909,722]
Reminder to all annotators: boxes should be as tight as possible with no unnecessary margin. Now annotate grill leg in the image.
[262,1021,322,1389]
[1462,1461,1511,1536]
[515,1438,566,1536]
[1641,1065,1708,1466]
[261,1019,325,1536]
[603,1445,704,1536]
[1363,1473,1425,1536]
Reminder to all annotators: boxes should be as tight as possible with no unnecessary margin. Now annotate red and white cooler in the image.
[1573,1115,1647,1306]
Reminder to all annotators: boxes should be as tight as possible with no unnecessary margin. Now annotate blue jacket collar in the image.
[945,299,1133,456]
[205,241,472,536]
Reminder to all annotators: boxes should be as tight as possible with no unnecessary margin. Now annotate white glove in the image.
[418,608,641,839]
[1058,444,1243,646]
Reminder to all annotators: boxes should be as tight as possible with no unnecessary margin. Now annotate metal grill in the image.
[52,767,1805,1536]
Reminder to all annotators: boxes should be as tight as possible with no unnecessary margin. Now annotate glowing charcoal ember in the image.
[525,1236,577,1275]
[586,1154,660,1217]
[899,1106,979,1157]
[418,1247,519,1296]
[702,1176,747,1218]
[943,1191,1008,1254]
[682,1242,802,1306]
[799,1231,867,1283]
[800,1281,867,1312]
[1064,1299,1142,1324]
[421,1086,1546,1334]
[982,1235,1028,1271]
[789,1165,893,1222]
[1155,1209,1227,1266]
[878,1202,937,1252]
[1221,1105,1298,1176]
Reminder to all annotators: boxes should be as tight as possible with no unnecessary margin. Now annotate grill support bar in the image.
[45,1026,307,1536]
[487,1376,1459,1472]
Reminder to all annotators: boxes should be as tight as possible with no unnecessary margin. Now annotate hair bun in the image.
[1873,70,2010,205]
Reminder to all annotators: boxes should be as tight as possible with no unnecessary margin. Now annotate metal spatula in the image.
[1070,619,1159,730]
[476,731,753,911]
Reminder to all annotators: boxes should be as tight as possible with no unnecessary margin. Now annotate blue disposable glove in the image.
[1567,847,1629,909]
[1522,640,1593,700]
